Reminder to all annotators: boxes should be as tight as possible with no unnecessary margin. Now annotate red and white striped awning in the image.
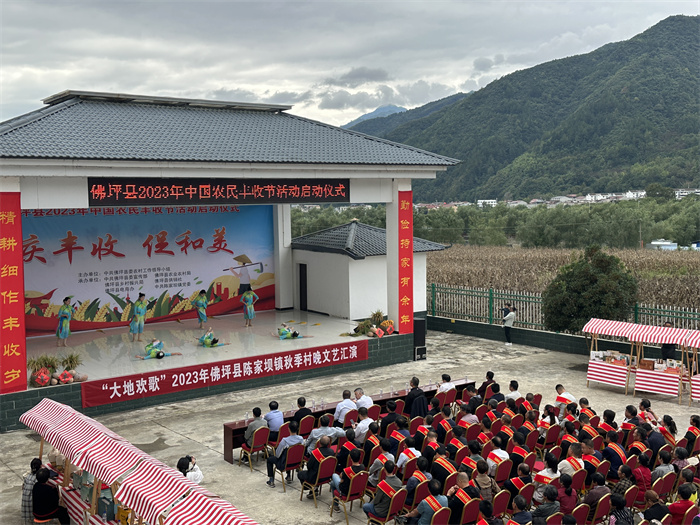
[582,318,636,338]
[164,490,258,525]
[687,331,700,349]
[19,398,75,436]
[72,435,150,485]
[628,325,689,345]
[115,460,199,525]
[42,413,105,461]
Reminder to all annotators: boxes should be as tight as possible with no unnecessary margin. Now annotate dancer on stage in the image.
[56,297,75,347]
[276,323,303,340]
[193,289,208,329]
[197,328,230,348]
[240,289,258,327]
[136,339,182,360]
[129,293,148,342]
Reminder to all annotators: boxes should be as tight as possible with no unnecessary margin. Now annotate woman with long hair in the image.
[659,414,678,446]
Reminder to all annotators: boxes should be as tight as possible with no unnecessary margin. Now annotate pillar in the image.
[386,179,414,334]
[273,204,294,309]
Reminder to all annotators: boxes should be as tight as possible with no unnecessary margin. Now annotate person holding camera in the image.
[177,455,203,484]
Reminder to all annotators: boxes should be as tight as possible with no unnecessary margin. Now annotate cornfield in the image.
[427,246,700,309]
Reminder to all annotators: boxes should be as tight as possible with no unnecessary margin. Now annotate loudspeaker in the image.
[414,318,426,348]
[414,346,427,361]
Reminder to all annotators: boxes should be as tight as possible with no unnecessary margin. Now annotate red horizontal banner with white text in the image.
[81,340,368,408]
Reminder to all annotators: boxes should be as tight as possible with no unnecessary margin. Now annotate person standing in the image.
[21,458,42,521]
[230,263,252,296]
[503,306,516,346]
[56,296,75,347]
[193,289,208,329]
[129,293,148,342]
[240,289,259,328]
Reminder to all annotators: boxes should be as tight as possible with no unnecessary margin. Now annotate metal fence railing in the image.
[427,284,700,332]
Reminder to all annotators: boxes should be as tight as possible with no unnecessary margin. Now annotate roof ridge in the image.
[283,112,460,165]
[0,98,81,136]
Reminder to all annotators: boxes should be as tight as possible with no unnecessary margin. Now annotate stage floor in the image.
[26,310,360,382]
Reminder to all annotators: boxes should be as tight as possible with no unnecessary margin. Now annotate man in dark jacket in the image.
[405,377,426,417]
[299,435,335,499]
[32,468,70,524]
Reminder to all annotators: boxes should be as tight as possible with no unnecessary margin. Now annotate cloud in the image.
[473,57,495,72]
[322,67,391,88]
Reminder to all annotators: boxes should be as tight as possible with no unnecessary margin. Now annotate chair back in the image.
[315,456,338,486]
[570,503,589,525]
[491,489,510,518]
[433,413,445,428]
[475,404,489,421]
[523,451,536,472]
[434,391,447,408]
[409,416,423,435]
[589,415,600,428]
[525,430,538,451]
[345,470,369,502]
[283,443,305,472]
[659,471,676,501]
[481,440,494,459]
[386,488,407,521]
[484,384,495,401]
[402,457,418,482]
[496,401,507,413]
[547,445,562,462]
[325,414,335,427]
[651,474,665,494]
[335,436,347,451]
[465,424,481,442]
[623,484,638,510]
[494,459,513,486]
[570,468,587,493]
[396,439,408,459]
[491,419,503,435]
[409,480,430,511]
[444,389,457,408]
[655,444,672,467]
[385,422,398,438]
[343,409,358,429]
[453,446,469,466]
[429,506,451,525]
[443,428,455,445]
[367,445,382,467]
[443,471,459,495]
[659,514,671,525]
[298,415,315,438]
[394,399,406,417]
[251,426,270,451]
[368,404,381,421]
[595,459,610,480]
[544,425,560,449]
[592,493,611,524]
[271,421,291,446]
[532,393,543,406]
[511,414,524,429]
[677,437,689,450]
[625,454,639,470]
[546,512,564,525]
[592,435,603,452]
[460,498,480,525]
[518,483,536,506]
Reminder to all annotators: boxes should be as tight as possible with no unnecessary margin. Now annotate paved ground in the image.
[3,330,698,524]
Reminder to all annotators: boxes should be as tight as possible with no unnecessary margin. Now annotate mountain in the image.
[374,16,700,202]
[348,92,471,136]
[341,105,406,128]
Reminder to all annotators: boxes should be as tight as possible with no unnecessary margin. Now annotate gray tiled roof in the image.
[0,95,459,166]
[291,221,447,259]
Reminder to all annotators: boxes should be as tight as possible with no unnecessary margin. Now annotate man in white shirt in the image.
[396,437,421,471]
[353,407,375,443]
[438,373,456,393]
[229,262,252,295]
[486,436,510,477]
[554,384,576,418]
[354,388,373,410]
[557,443,584,477]
[504,380,522,401]
[334,390,357,427]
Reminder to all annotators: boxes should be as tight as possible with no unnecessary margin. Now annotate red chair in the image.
[546,512,564,525]
[491,489,510,518]
[434,391,447,409]
[677,437,689,451]
[660,514,672,525]
[465,424,481,442]
[442,471,459,495]
[404,480,430,512]
[325,414,335,427]
[484,385,495,401]
[433,413,445,428]
[491,420,503,435]
[299,455,337,508]
[298,414,315,439]
[344,409,359,429]
[657,471,676,502]
[537,426,560,460]
[444,389,458,413]
[459,498,480,525]
[570,469,587,494]
[511,414,524,429]
[238,426,270,471]
[522,452,536,474]
[525,430,539,452]
[384,422,398,439]
[595,460,611,481]
[366,445,382,469]
[429,506,451,525]
[625,455,639,471]
[585,492,610,525]
[592,435,603,452]
[682,506,698,525]
[401,456,418,482]
[533,394,543,407]
[267,421,291,453]
[409,417,423,435]
[367,487,407,525]
[655,444,672,468]
[453,446,469,466]
[394,399,406,417]
[275,443,305,492]
[623,485,638,512]
[475,404,489,421]
[570,503,590,525]
[496,401,507,413]
[443,428,455,446]
[481,441,494,459]
[507,483,535,515]
[547,446,562,462]
[331,469,369,525]
[494,459,514,487]
[368,404,381,421]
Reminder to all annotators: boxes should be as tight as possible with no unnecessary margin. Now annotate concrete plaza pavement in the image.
[3,330,698,524]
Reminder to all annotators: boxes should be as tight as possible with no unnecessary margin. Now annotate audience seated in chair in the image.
[362,461,402,520]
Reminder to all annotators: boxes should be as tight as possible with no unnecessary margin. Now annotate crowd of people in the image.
[238,373,700,524]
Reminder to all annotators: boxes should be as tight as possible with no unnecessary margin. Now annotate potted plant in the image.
[27,357,51,387]
[54,352,88,384]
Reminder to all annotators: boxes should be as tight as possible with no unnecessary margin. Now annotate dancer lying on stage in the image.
[274,323,310,340]
[135,339,183,360]
[197,328,230,347]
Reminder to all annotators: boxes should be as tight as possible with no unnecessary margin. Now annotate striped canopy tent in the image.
[164,490,258,525]
[115,460,201,525]
[72,435,151,485]
[628,325,690,345]
[581,318,637,338]
[19,398,76,437]
[687,331,700,350]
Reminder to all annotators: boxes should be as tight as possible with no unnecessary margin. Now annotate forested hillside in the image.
[372,15,699,202]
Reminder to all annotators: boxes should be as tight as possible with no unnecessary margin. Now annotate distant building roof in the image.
[0,90,460,166]
[291,221,447,260]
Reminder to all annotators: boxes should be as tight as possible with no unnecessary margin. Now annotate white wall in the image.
[292,250,350,318]
[348,256,388,320]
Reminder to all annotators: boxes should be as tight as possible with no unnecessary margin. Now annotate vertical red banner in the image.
[397,191,414,334]
[0,192,27,393]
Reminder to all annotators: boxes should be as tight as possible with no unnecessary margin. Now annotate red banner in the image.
[397,191,413,334]
[0,192,28,393]
[81,339,368,407]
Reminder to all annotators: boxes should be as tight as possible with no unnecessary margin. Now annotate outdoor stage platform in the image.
[2,311,416,432]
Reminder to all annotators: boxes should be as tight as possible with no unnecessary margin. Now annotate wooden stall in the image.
[583,318,637,394]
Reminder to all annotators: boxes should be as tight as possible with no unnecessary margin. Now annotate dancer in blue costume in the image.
[197,328,230,348]
[136,339,182,360]
[129,293,148,342]
[240,289,259,327]
[192,289,208,329]
[56,297,75,347]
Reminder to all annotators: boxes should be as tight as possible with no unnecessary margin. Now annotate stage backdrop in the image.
[22,205,275,335]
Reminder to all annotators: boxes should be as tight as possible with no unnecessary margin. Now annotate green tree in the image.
[645,183,675,202]
[542,245,638,332]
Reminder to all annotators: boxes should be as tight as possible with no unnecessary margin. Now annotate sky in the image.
[2,1,698,127]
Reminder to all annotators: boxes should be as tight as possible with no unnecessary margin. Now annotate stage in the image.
[26,309,362,383]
